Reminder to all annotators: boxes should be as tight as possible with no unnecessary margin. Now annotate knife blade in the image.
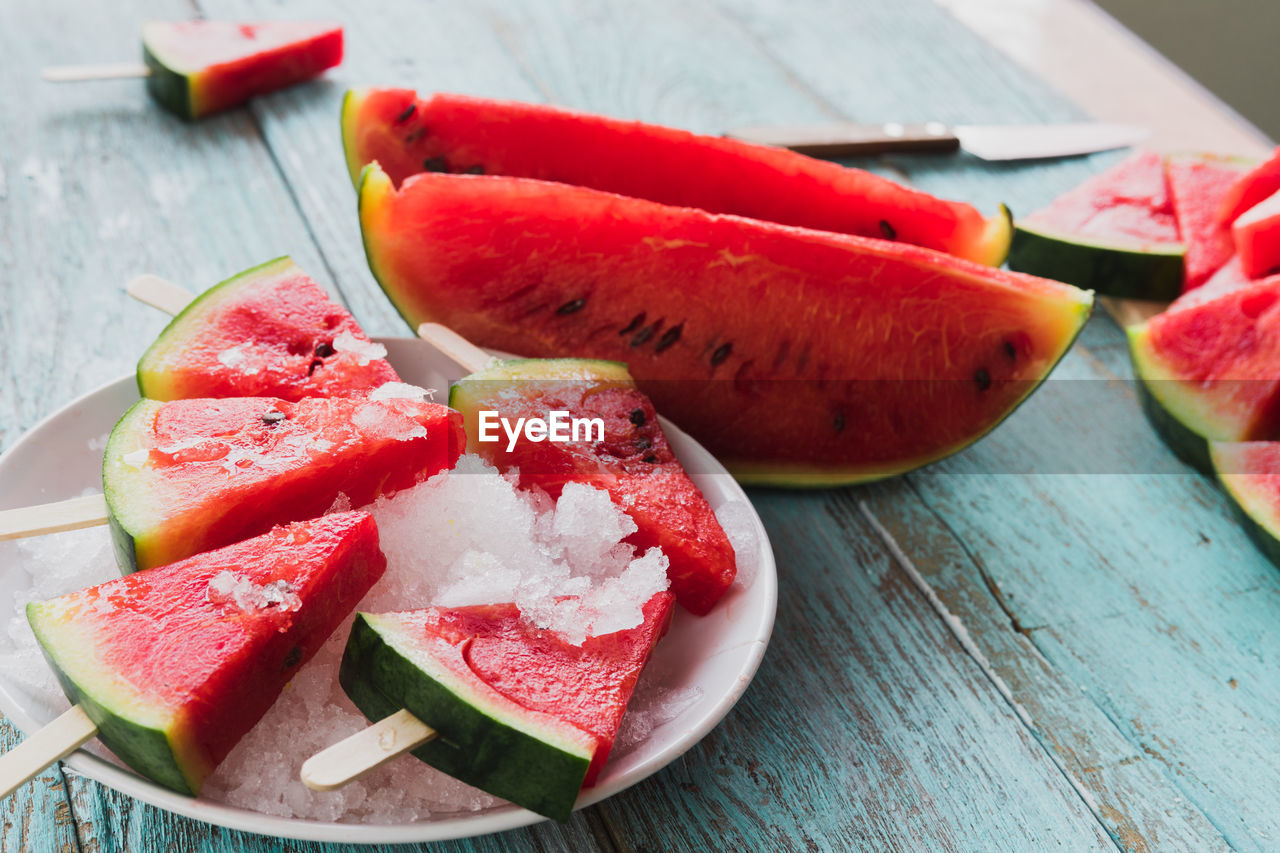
[725,120,1148,162]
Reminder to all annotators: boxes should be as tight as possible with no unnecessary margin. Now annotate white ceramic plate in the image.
[0,337,777,845]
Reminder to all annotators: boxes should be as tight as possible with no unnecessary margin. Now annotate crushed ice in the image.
[206,571,301,614]
[332,331,387,367]
[216,343,261,375]
[369,381,436,402]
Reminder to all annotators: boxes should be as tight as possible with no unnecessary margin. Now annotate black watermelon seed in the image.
[1003,340,1017,361]
[635,436,651,450]
[396,104,417,123]
[834,412,846,433]
[556,298,586,315]
[404,128,425,144]
[630,408,646,426]
[974,368,992,391]
[879,219,897,240]
[619,312,646,335]
[630,324,658,347]
[655,324,683,353]
[711,342,733,366]
[422,156,448,172]
[262,410,286,425]
[314,341,335,358]
[642,453,658,464]
[282,646,303,669]
[463,165,485,175]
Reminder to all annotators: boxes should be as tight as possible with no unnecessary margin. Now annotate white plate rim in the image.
[0,337,778,845]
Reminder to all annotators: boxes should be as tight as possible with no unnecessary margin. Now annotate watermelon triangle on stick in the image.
[8,512,386,798]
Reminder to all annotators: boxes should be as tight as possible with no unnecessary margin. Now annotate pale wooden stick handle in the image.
[300,708,436,791]
[416,323,493,374]
[0,706,97,800]
[42,63,151,83]
[127,275,194,316]
[0,494,109,542]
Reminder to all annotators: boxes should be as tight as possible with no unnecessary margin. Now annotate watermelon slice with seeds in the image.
[450,358,735,615]
[339,592,675,820]
[27,511,385,796]
[103,394,464,573]
[138,256,398,402]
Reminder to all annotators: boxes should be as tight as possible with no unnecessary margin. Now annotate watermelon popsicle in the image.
[2,512,385,799]
[306,592,675,821]
[43,21,343,120]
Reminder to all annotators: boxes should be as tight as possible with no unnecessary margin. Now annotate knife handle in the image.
[726,122,961,158]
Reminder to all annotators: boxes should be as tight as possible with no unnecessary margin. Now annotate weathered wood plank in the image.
[0,722,79,853]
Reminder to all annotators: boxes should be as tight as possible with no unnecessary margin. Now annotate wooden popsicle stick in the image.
[417,323,492,374]
[0,494,109,542]
[127,274,195,316]
[42,63,151,83]
[300,709,437,791]
[0,705,98,800]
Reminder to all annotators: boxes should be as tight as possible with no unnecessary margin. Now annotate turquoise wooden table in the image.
[1,0,1276,850]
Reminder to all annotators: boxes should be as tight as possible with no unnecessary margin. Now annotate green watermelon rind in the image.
[26,600,196,795]
[102,399,166,574]
[136,256,297,401]
[141,24,194,121]
[339,612,594,821]
[448,357,635,415]
[1008,221,1185,302]
[340,89,369,187]
[1210,442,1280,569]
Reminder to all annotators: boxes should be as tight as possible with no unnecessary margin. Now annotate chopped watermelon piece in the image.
[1166,153,1252,290]
[450,359,735,615]
[138,257,398,402]
[27,511,386,796]
[339,592,675,820]
[1210,441,1280,567]
[1218,146,1280,226]
[1129,274,1280,470]
[142,21,343,120]
[103,395,464,572]
[340,88,1012,265]
[1234,188,1280,279]
[358,163,1092,485]
[1008,150,1184,300]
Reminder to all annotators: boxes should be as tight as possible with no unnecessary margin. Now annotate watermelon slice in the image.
[1210,441,1280,567]
[103,394,464,572]
[1129,274,1280,471]
[1233,189,1280,279]
[358,163,1092,485]
[340,89,1012,266]
[1007,151,1185,301]
[449,358,735,615]
[1166,153,1253,290]
[142,21,343,120]
[1218,146,1280,227]
[138,257,399,402]
[27,511,386,796]
[339,592,675,820]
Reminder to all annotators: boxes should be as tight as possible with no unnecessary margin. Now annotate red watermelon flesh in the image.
[1167,154,1252,290]
[138,256,399,402]
[1218,146,1280,227]
[359,164,1092,485]
[450,360,736,616]
[341,88,1012,266]
[1234,188,1280,279]
[103,394,464,572]
[433,592,674,784]
[27,511,386,795]
[1022,150,1179,246]
[143,21,343,120]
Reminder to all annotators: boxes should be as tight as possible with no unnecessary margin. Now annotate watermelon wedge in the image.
[1129,274,1280,471]
[143,21,343,120]
[1007,151,1185,301]
[1210,442,1280,567]
[1166,153,1253,290]
[1233,189,1280,279]
[1218,146,1280,227]
[340,89,1012,266]
[358,164,1092,485]
[27,511,386,796]
[339,592,675,820]
[449,358,735,615]
[138,257,398,401]
[103,394,464,572]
